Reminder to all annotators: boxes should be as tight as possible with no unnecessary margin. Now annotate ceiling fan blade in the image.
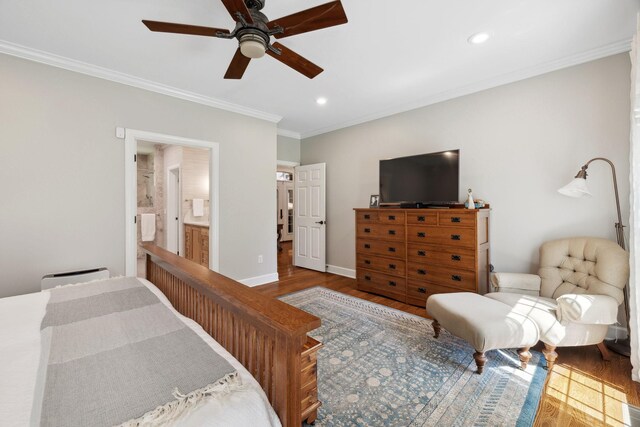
[268,0,347,39]
[267,42,323,79]
[220,0,254,24]
[142,20,230,37]
[224,48,251,79]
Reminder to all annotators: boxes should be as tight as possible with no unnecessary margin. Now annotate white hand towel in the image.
[141,214,156,242]
[193,199,204,217]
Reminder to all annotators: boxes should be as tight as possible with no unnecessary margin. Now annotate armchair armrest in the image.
[490,273,541,296]
[556,294,619,325]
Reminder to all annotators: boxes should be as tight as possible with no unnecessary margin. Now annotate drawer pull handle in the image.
[418,287,427,294]
[388,215,396,220]
[451,255,461,261]
[364,243,371,249]
[364,228,371,233]
[417,232,426,238]
[417,250,426,256]
[364,214,371,219]
[388,230,396,235]
[388,281,397,287]
[417,215,425,222]
[389,264,396,270]
[451,217,461,223]
[451,275,462,282]
[364,260,371,265]
[451,234,461,240]
[388,247,396,253]
[364,275,371,281]
[417,269,427,275]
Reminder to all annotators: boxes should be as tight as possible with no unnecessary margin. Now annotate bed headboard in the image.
[142,244,320,427]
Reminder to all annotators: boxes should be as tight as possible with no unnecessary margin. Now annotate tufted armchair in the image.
[487,237,629,370]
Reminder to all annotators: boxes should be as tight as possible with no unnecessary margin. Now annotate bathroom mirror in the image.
[137,153,155,207]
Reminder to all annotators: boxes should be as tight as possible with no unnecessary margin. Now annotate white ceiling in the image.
[0,0,637,138]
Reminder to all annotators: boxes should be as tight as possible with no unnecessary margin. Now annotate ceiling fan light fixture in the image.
[239,34,267,59]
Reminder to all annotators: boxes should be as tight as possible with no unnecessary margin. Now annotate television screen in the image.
[379,150,459,203]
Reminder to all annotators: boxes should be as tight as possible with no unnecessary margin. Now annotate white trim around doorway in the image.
[124,129,220,276]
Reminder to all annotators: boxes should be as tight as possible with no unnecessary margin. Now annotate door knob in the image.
[315,220,325,225]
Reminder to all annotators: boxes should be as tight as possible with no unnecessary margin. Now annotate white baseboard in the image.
[606,324,628,340]
[238,273,279,287]
[326,265,356,279]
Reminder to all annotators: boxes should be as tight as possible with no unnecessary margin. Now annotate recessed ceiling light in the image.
[468,32,490,45]
[316,97,328,105]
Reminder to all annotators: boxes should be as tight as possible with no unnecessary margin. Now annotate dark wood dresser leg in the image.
[432,319,441,338]
[517,347,532,369]
[474,351,487,374]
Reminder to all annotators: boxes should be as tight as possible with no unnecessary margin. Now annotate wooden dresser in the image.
[354,208,490,307]
[184,224,209,268]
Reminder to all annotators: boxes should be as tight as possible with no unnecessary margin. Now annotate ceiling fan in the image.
[142,0,348,79]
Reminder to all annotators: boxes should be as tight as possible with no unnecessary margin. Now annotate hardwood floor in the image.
[256,242,640,427]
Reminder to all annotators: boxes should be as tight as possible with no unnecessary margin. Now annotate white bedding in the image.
[0,278,281,427]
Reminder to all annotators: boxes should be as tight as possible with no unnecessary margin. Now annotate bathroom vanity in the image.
[185,223,209,268]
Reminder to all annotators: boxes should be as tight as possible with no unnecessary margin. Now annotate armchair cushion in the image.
[490,273,541,296]
[486,292,610,347]
[555,293,619,325]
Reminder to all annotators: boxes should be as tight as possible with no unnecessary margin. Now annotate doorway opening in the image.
[125,129,219,278]
[276,163,297,271]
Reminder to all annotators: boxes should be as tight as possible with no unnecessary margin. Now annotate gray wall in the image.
[301,54,631,274]
[277,135,301,163]
[0,54,277,298]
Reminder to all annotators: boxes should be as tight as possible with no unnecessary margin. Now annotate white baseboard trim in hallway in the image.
[326,265,356,279]
[239,273,279,287]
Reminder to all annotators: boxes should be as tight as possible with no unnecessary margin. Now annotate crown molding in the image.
[300,38,633,139]
[0,39,282,124]
[277,128,301,139]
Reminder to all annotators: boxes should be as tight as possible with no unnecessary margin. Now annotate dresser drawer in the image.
[407,281,461,307]
[356,238,405,259]
[406,211,438,225]
[301,387,319,413]
[356,223,405,241]
[378,211,405,224]
[357,254,405,277]
[406,263,477,291]
[357,270,406,301]
[438,212,476,228]
[356,210,378,223]
[407,226,476,248]
[407,244,475,271]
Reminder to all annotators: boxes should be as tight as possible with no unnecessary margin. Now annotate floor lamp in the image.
[558,157,630,356]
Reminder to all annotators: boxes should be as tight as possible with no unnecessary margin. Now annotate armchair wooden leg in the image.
[517,347,532,370]
[432,318,441,339]
[473,351,487,374]
[542,343,558,371]
[596,342,611,361]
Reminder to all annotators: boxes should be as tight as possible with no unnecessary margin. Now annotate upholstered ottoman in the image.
[426,292,540,374]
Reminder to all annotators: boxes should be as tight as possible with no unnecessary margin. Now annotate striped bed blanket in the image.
[31,277,240,427]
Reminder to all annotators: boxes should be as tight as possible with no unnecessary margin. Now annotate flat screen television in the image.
[379,150,459,204]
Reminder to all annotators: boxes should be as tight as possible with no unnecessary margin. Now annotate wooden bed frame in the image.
[142,244,321,427]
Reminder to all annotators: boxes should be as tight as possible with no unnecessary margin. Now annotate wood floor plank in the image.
[257,242,640,426]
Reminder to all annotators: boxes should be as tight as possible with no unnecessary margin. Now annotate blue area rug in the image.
[280,287,546,427]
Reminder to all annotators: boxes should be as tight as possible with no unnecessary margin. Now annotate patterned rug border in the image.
[280,286,547,427]
[280,286,434,326]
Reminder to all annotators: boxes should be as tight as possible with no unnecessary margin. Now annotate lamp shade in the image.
[558,178,592,198]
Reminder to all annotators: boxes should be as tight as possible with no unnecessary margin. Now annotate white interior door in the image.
[166,166,180,254]
[294,163,326,271]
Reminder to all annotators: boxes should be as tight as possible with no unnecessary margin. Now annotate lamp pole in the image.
[578,158,626,249]
[578,158,629,356]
